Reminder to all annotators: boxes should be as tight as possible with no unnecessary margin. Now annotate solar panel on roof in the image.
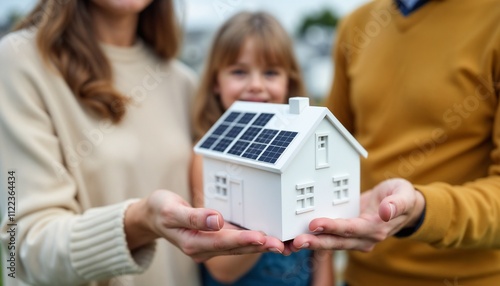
[199,135,218,149]
[242,143,267,159]
[198,111,298,165]
[256,131,298,163]
[258,146,286,164]
[240,127,262,141]
[199,113,249,152]
[270,131,297,147]
[227,140,250,156]
[254,129,278,144]
[224,112,241,123]
[213,138,233,152]
[212,123,230,135]
[252,113,274,127]
[225,126,244,139]
[238,113,256,124]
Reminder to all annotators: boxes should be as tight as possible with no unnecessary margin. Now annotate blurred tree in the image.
[0,10,24,38]
[7,10,24,29]
[0,10,23,35]
[296,8,339,38]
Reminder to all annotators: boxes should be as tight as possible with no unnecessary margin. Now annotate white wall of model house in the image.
[196,98,367,241]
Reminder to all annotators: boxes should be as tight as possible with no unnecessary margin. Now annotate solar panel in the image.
[212,123,230,135]
[199,111,298,165]
[252,113,274,127]
[238,113,257,124]
[254,129,278,144]
[199,135,218,149]
[258,146,286,163]
[242,143,267,159]
[223,112,241,123]
[198,114,249,152]
[240,127,262,141]
[227,140,250,156]
[256,131,297,163]
[270,131,297,147]
[225,126,244,139]
[213,138,233,152]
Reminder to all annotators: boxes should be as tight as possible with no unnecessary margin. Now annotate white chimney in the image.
[289,97,309,114]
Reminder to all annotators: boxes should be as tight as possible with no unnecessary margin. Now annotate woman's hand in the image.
[125,189,284,262]
[290,178,426,252]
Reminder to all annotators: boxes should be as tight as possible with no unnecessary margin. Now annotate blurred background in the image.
[0,1,370,284]
[0,0,369,104]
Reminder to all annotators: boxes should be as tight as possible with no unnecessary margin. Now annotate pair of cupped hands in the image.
[129,178,425,262]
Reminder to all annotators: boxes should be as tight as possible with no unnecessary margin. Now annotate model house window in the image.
[332,174,350,205]
[214,174,228,199]
[315,132,329,169]
[296,182,315,214]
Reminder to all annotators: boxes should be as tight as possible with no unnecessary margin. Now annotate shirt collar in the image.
[399,0,421,10]
[394,0,431,16]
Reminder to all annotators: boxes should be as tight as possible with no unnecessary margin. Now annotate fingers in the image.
[283,241,294,256]
[287,217,388,252]
[375,179,416,222]
[148,190,289,261]
[171,228,285,262]
[192,242,284,263]
[379,201,396,222]
[150,190,224,231]
[178,205,224,231]
[291,233,375,252]
[309,217,382,240]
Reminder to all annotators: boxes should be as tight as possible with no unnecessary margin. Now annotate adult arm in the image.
[310,250,334,286]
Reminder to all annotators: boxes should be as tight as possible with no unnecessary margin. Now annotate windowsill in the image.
[214,194,229,201]
[296,207,315,214]
[332,198,349,205]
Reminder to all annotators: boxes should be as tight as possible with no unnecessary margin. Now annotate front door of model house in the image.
[229,179,244,226]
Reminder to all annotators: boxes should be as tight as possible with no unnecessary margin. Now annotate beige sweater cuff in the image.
[70,199,156,281]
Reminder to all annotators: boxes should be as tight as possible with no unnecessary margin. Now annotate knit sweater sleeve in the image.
[410,25,500,248]
[0,31,155,285]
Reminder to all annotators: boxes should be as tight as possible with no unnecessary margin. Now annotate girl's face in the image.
[215,38,289,110]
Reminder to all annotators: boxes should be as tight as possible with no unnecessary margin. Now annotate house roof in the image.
[194,97,367,173]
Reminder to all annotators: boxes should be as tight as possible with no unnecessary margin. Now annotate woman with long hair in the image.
[0,1,284,285]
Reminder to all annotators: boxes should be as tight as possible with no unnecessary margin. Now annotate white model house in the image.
[194,97,368,241]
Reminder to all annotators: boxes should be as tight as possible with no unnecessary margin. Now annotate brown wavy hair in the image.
[15,0,180,123]
[192,11,307,141]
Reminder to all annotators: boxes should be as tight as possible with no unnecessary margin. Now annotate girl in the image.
[0,1,283,285]
[192,11,334,286]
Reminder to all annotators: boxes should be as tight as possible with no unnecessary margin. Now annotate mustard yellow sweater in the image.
[326,0,500,285]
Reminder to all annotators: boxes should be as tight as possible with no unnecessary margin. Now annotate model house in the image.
[194,97,368,241]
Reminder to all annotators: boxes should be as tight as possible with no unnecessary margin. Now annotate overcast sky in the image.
[1,0,370,30]
[181,0,370,31]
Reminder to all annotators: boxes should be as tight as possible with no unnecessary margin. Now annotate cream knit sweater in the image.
[0,29,199,286]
